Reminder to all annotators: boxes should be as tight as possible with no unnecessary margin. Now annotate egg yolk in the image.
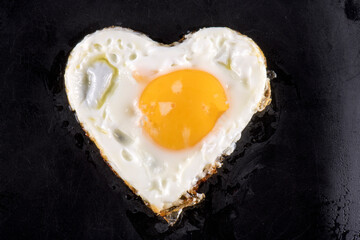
[139,69,229,150]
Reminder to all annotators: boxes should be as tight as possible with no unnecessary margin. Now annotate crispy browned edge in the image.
[64,26,272,223]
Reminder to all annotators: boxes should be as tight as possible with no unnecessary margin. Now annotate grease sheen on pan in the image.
[65,27,269,216]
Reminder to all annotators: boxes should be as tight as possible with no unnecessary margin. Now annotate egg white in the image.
[65,27,269,213]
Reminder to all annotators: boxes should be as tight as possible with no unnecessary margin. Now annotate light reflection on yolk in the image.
[139,69,229,150]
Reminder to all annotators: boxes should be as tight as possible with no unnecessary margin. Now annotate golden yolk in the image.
[139,69,229,150]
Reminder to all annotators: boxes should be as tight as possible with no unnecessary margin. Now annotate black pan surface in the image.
[1,0,360,239]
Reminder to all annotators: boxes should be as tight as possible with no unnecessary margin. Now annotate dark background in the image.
[1,0,360,239]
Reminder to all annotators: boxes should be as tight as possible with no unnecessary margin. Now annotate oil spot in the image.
[61,121,69,128]
[74,133,84,149]
[249,109,277,143]
[55,105,63,111]
[84,150,97,169]
[154,222,169,233]
[345,0,360,21]
[267,70,277,80]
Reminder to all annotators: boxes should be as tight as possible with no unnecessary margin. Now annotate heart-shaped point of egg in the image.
[65,27,271,225]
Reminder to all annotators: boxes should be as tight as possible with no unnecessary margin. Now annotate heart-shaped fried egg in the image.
[65,27,271,224]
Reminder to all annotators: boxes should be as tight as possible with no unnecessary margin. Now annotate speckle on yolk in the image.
[139,69,229,150]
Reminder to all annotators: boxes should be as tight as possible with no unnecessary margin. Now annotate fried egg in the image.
[65,27,271,224]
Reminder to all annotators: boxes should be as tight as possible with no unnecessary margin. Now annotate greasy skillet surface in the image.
[1,0,360,239]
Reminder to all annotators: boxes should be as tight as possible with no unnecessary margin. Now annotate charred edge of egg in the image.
[257,79,272,111]
[64,26,272,225]
[158,158,222,223]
